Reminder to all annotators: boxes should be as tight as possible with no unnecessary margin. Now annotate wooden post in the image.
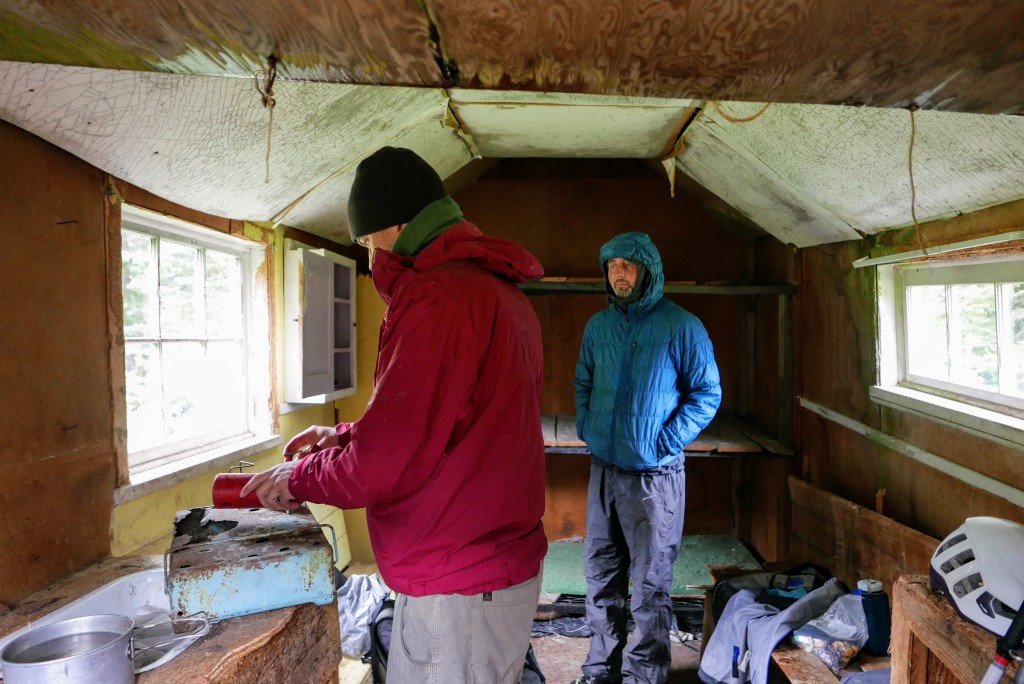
[891,575,1012,684]
[890,575,917,684]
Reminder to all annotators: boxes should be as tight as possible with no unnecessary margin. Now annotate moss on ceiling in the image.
[0,10,153,71]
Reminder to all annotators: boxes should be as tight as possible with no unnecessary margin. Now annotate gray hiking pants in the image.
[388,571,542,683]
[582,458,686,684]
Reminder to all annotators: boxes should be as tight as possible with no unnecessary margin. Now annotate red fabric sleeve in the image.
[289,281,479,509]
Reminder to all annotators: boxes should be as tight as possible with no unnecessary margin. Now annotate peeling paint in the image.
[3,41,1024,248]
[419,0,459,86]
[147,42,267,78]
[167,507,334,620]
[909,71,963,110]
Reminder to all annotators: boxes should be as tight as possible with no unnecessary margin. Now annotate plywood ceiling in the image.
[1,0,1023,247]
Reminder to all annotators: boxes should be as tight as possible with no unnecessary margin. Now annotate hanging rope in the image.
[254,54,278,184]
[709,100,773,123]
[907,104,929,253]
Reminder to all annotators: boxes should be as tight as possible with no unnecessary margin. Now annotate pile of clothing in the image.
[697,564,890,684]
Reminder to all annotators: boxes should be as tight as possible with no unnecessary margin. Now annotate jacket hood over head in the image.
[599,231,665,316]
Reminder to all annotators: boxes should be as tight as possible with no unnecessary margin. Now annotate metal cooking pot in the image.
[0,614,135,684]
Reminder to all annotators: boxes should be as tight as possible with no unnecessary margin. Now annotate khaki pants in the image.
[387,571,542,684]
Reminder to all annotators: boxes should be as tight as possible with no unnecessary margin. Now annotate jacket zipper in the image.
[611,310,640,465]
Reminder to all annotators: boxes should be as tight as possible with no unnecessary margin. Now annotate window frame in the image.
[119,204,276,480]
[895,257,1024,413]
[873,251,1024,451]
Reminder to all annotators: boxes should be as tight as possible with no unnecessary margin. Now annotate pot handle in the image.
[132,613,211,656]
[319,523,339,564]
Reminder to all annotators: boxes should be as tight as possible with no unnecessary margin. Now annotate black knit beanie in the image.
[346,147,447,242]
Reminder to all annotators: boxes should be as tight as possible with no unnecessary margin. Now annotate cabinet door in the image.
[330,257,356,397]
[284,245,357,404]
[285,248,334,402]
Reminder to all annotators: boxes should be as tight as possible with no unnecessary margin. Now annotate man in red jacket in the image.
[242,146,548,682]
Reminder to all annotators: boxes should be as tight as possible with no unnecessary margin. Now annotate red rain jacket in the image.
[290,222,548,596]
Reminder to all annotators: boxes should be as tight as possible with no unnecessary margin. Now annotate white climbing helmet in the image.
[930,516,1024,636]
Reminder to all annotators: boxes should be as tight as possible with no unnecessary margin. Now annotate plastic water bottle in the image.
[854,579,891,656]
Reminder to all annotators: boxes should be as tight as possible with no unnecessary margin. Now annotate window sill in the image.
[870,385,1024,451]
[114,434,282,505]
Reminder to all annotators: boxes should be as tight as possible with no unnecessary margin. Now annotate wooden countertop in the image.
[0,555,340,684]
[0,555,158,636]
[542,413,794,456]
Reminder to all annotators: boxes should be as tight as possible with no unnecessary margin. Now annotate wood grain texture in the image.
[433,0,1024,114]
[1,0,439,84]
[541,456,736,540]
[0,556,155,635]
[543,452,590,540]
[541,413,793,456]
[788,476,938,592]
[796,207,1024,555]
[141,600,340,684]
[0,121,113,604]
[890,575,1015,684]
[771,642,838,682]
[3,0,1024,113]
[454,159,749,414]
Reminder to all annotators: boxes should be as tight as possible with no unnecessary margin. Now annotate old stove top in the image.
[165,506,336,621]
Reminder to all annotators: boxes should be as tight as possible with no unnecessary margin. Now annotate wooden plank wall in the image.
[0,122,114,605]
[456,160,749,421]
[788,476,938,592]
[0,123,283,605]
[0,146,787,603]
[456,159,765,543]
[799,216,1024,552]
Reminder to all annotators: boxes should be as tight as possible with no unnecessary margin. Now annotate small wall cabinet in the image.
[284,241,356,404]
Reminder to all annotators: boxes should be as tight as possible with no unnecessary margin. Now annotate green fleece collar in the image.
[391,196,464,257]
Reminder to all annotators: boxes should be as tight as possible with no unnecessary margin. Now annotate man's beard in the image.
[612,281,634,298]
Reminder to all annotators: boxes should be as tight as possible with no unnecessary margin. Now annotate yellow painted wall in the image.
[332,273,386,562]
[109,226,378,569]
[109,406,340,558]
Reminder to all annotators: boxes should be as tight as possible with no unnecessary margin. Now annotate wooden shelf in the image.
[520,277,795,296]
[542,413,794,457]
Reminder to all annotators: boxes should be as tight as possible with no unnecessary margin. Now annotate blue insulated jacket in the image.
[574,232,722,470]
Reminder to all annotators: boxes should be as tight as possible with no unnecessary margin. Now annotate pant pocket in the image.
[469,579,539,683]
[396,593,436,668]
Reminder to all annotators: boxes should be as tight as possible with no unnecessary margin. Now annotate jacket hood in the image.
[372,221,544,301]
[599,231,665,315]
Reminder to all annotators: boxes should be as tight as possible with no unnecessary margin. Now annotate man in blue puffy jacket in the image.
[572,231,722,684]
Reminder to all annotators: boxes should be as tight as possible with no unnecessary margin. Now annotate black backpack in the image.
[710,562,835,623]
[367,596,545,683]
[368,597,394,684]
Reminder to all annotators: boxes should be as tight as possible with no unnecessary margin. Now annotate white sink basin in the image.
[0,568,207,677]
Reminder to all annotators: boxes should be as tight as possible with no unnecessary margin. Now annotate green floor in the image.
[542,535,762,597]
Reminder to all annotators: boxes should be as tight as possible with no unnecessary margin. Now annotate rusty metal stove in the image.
[165,506,336,621]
